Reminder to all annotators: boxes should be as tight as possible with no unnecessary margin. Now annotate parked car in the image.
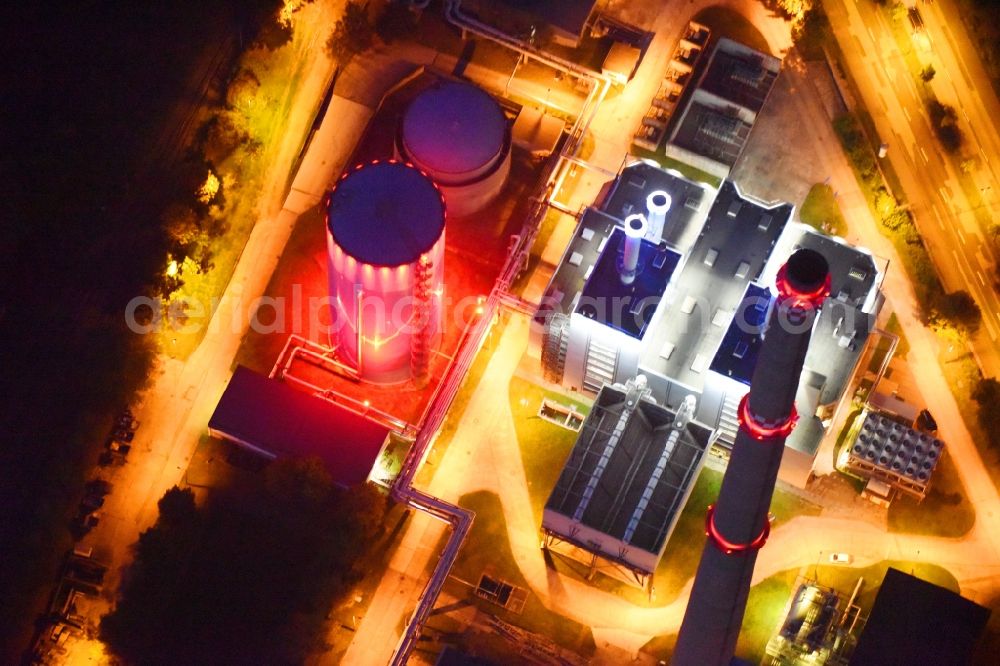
[829,552,853,564]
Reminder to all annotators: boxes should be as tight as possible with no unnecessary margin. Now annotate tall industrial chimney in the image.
[672,248,830,665]
[621,214,648,285]
[645,190,671,242]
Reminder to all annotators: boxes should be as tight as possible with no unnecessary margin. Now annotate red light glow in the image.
[775,264,830,310]
[737,393,797,441]
[704,504,770,555]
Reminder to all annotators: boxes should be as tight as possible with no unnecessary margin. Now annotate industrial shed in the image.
[208,366,390,486]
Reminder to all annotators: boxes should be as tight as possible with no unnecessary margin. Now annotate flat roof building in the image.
[208,366,390,486]
[542,378,712,584]
[665,38,781,178]
[533,160,885,487]
[851,568,990,665]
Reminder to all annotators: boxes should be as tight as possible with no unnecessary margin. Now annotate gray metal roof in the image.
[639,180,791,390]
[327,161,445,267]
[544,384,712,555]
[401,81,507,176]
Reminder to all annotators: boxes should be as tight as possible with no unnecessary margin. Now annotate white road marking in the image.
[977,270,986,286]
[933,207,946,230]
[921,147,930,162]
[903,106,911,122]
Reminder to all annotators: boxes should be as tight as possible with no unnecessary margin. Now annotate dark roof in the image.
[639,180,791,388]
[402,81,507,176]
[602,162,709,249]
[327,161,445,267]
[670,103,752,168]
[851,568,990,666]
[208,366,388,486]
[545,385,711,556]
[709,282,770,385]
[576,227,682,339]
[699,48,778,114]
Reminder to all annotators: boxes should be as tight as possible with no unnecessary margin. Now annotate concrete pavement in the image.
[826,0,1000,375]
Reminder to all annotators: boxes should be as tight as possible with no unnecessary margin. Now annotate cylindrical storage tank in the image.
[327,160,446,385]
[395,81,511,218]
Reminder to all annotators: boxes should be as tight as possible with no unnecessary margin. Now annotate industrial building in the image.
[326,160,446,385]
[395,81,512,217]
[850,568,990,665]
[846,408,944,501]
[208,366,391,487]
[664,38,781,178]
[533,161,884,486]
[542,377,712,585]
[674,248,831,664]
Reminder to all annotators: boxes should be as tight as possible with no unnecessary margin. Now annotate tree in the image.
[972,378,1000,450]
[102,465,388,664]
[920,64,936,82]
[161,204,201,248]
[927,98,963,153]
[157,486,197,526]
[326,1,373,66]
[375,1,417,44]
[226,68,261,111]
[200,112,248,165]
[933,290,981,332]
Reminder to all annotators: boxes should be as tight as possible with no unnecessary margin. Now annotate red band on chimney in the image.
[775,264,830,309]
[704,504,770,555]
[738,393,797,441]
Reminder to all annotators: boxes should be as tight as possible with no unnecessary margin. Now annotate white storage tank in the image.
[326,160,446,385]
[396,80,511,217]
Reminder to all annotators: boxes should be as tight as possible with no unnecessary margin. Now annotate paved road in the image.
[826,0,1000,376]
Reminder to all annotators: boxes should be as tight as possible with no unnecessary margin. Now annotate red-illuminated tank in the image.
[395,80,511,217]
[326,160,446,385]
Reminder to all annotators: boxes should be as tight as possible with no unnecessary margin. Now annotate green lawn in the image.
[736,569,800,663]
[938,339,1000,494]
[631,145,723,189]
[642,560,958,663]
[444,491,597,661]
[885,312,910,358]
[508,376,591,522]
[799,183,848,236]
[888,450,975,538]
[808,559,958,615]
[641,568,799,663]
[552,464,820,608]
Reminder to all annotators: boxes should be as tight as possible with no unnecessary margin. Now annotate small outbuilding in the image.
[208,366,390,486]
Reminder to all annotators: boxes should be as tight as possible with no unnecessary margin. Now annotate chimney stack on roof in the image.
[645,190,671,242]
[621,214,648,285]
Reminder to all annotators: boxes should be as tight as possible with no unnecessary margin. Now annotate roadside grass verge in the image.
[442,491,597,661]
[887,449,975,537]
[799,183,848,236]
[507,376,591,523]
